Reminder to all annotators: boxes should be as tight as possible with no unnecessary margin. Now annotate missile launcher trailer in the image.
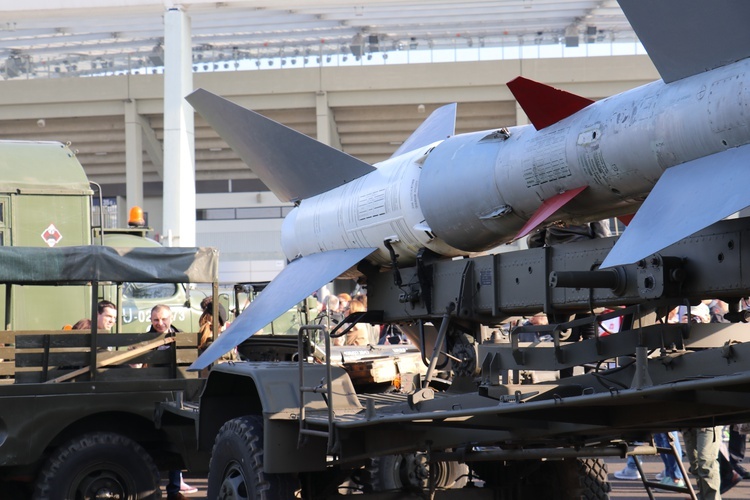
[172,216,750,499]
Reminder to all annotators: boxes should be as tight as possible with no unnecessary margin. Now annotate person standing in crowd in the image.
[197,297,232,360]
[684,426,723,500]
[337,293,352,316]
[342,298,374,346]
[681,303,727,499]
[97,300,117,332]
[653,431,685,490]
[147,305,198,498]
[517,312,548,342]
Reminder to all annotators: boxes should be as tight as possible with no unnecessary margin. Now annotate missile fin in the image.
[391,103,456,158]
[190,247,377,371]
[617,214,634,227]
[619,0,750,83]
[515,186,588,240]
[601,144,750,269]
[187,89,375,203]
[507,77,594,130]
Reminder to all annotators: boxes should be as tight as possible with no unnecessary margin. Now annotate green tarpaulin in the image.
[0,246,218,284]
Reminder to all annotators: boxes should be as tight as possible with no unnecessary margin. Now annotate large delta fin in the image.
[187,89,375,203]
[391,103,456,158]
[190,247,377,371]
[619,0,750,83]
[515,186,588,240]
[507,77,593,130]
[601,144,750,269]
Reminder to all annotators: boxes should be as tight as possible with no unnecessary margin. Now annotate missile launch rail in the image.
[173,216,750,498]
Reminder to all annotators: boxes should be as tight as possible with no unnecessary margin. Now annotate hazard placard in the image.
[41,223,63,247]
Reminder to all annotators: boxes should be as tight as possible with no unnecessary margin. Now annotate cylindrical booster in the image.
[420,58,750,253]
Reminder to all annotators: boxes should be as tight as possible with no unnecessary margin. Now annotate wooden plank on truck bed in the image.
[45,337,175,383]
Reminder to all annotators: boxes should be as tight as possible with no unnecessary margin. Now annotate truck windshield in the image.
[123,282,178,300]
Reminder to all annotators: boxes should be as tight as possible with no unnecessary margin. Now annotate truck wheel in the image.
[540,458,611,499]
[367,453,469,491]
[471,458,609,499]
[33,432,161,500]
[572,458,611,500]
[207,415,299,499]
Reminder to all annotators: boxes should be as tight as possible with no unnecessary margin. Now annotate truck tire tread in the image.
[33,432,161,500]
[207,415,299,500]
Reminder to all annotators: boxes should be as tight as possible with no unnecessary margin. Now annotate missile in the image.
[189,0,750,370]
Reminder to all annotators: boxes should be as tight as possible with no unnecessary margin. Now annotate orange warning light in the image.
[128,206,146,227]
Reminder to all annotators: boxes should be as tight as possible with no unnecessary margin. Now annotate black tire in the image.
[575,458,611,500]
[207,415,299,500]
[367,453,469,492]
[471,458,610,499]
[33,432,161,500]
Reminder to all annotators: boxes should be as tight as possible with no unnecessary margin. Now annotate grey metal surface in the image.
[619,0,750,83]
[187,88,375,203]
[391,103,456,158]
[368,216,750,321]
[601,144,750,269]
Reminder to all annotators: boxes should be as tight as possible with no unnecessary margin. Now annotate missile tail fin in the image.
[187,89,375,203]
[601,144,750,268]
[190,247,377,370]
[507,77,593,130]
[515,186,588,240]
[619,0,750,83]
[391,103,456,158]
[617,214,635,227]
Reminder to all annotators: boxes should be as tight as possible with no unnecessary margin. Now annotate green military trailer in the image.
[0,244,219,499]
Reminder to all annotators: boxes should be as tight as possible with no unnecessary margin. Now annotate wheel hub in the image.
[218,462,249,500]
[77,472,126,499]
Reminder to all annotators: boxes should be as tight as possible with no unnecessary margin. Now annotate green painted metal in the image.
[0,141,91,196]
[0,140,201,332]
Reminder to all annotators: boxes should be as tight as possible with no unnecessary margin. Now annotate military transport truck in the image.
[0,244,218,499]
[0,140,222,499]
[156,216,750,499]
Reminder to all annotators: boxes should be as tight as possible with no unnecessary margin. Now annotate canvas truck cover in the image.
[0,246,218,284]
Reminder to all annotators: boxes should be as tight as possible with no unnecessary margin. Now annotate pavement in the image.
[607,455,750,499]
[170,455,750,499]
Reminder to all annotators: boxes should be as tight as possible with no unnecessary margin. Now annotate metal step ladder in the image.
[630,435,696,500]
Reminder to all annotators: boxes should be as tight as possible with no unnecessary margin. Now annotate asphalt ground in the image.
[169,454,750,499]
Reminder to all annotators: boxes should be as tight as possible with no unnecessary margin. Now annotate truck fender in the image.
[198,362,361,473]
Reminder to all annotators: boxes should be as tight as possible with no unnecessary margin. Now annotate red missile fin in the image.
[617,214,635,226]
[515,186,588,240]
[507,76,594,130]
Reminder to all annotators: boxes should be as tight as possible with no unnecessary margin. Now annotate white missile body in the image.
[188,0,750,369]
[280,144,467,267]
[282,58,750,266]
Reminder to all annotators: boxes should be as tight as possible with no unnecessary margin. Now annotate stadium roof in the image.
[1,1,637,78]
